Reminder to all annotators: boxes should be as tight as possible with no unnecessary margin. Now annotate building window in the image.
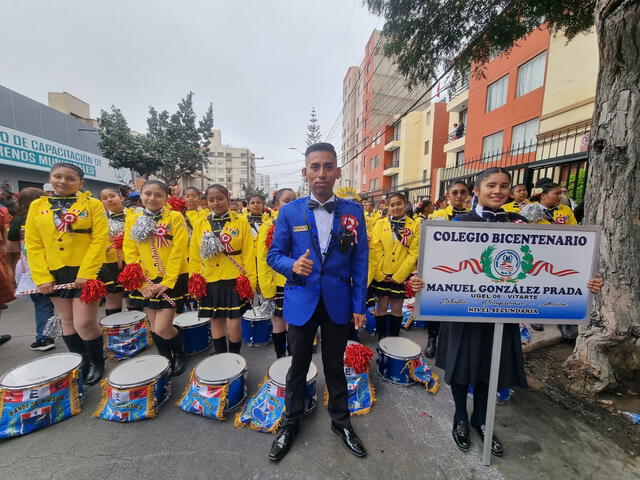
[391,174,398,190]
[241,153,247,158]
[456,151,465,167]
[217,152,224,157]
[226,152,232,158]
[422,170,429,183]
[486,75,509,112]
[459,109,468,126]
[511,117,539,153]
[218,177,225,182]
[392,149,400,168]
[517,51,547,97]
[425,111,431,126]
[424,140,430,155]
[482,131,504,161]
[241,160,247,166]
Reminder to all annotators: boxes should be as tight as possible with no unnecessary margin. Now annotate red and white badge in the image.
[57,212,78,232]
[401,228,412,246]
[341,214,359,244]
[154,224,170,247]
[219,232,234,253]
[556,216,566,224]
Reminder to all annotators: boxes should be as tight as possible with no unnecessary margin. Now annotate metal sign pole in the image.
[482,321,504,466]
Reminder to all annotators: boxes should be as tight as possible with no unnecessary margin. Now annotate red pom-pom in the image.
[118,263,145,291]
[111,233,124,250]
[167,196,187,214]
[235,275,254,301]
[344,343,374,374]
[188,273,207,299]
[405,279,415,298]
[265,224,275,250]
[80,279,107,304]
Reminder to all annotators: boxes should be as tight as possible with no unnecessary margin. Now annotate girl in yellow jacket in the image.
[502,184,530,213]
[98,186,129,316]
[257,188,297,358]
[189,184,257,355]
[25,162,108,386]
[122,180,189,376]
[370,192,420,338]
[520,183,577,225]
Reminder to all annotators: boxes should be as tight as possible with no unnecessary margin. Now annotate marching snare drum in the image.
[241,309,273,347]
[268,356,318,415]
[95,355,171,422]
[173,311,212,355]
[377,337,422,386]
[0,353,83,438]
[177,353,247,420]
[100,311,152,361]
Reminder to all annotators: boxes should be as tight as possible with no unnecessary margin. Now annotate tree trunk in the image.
[564,0,640,394]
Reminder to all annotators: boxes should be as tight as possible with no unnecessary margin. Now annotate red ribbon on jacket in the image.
[57,212,77,232]
[219,232,235,253]
[341,214,358,244]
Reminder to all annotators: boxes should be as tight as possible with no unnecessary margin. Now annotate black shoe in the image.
[331,423,367,458]
[424,336,437,358]
[166,329,187,376]
[530,323,544,331]
[30,338,55,351]
[452,421,471,452]
[62,333,90,379]
[83,336,105,386]
[152,332,175,374]
[0,334,12,345]
[269,425,297,461]
[558,324,578,341]
[472,424,504,457]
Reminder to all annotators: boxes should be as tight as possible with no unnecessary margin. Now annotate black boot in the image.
[83,336,105,386]
[151,332,174,373]
[62,333,90,381]
[166,329,186,376]
[424,336,437,358]
[375,315,388,340]
[105,308,122,316]
[388,315,403,337]
[229,340,242,354]
[272,332,287,358]
[212,336,228,355]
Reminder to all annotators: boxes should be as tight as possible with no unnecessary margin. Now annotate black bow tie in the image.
[110,212,125,220]
[308,199,335,213]
[543,206,558,214]
[212,213,231,223]
[48,195,76,210]
[481,208,509,222]
[144,209,163,222]
[249,215,263,222]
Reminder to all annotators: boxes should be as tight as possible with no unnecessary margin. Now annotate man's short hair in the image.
[305,142,337,160]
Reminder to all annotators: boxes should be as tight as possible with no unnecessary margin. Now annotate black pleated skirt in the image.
[49,266,81,298]
[128,273,188,310]
[435,321,528,389]
[198,279,250,319]
[372,279,406,299]
[98,262,124,293]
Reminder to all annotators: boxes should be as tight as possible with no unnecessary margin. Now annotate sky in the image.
[0,0,380,190]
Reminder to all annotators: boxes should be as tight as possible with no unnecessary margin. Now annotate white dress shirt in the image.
[310,193,335,258]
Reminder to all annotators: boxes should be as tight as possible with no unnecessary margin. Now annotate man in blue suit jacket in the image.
[266,143,368,461]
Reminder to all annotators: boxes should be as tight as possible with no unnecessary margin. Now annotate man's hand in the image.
[352,313,365,329]
[292,249,313,276]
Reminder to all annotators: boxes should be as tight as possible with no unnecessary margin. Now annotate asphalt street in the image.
[0,296,637,480]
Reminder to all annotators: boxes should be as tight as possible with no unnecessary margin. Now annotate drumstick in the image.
[17,283,76,295]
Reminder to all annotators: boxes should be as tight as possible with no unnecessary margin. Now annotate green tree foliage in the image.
[240,183,267,202]
[306,107,322,146]
[97,106,158,178]
[366,0,595,88]
[99,93,214,184]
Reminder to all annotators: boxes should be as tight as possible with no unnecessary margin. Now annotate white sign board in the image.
[0,125,131,185]
[415,221,600,324]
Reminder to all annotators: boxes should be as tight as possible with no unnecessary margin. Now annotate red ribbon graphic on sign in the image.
[433,259,484,274]
[526,261,578,277]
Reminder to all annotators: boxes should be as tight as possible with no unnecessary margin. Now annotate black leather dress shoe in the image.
[331,423,367,457]
[472,424,504,457]
[530,323,544,331]
[269,425,297,461]
[424,336,437,358]
[452,421,471,451]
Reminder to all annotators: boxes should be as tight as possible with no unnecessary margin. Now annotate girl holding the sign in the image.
[121,180,189,376]
[25,163,109,386]
[188,184,256,355]
[370,192,420,338]
[408,167,602,458]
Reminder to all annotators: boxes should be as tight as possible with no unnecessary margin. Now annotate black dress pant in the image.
[284,297,351,428]
[428,320,440,337]
[450,382,489,425]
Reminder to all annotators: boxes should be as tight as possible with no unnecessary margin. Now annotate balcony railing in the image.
[448,81,469,102]
[448,126,467,142]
